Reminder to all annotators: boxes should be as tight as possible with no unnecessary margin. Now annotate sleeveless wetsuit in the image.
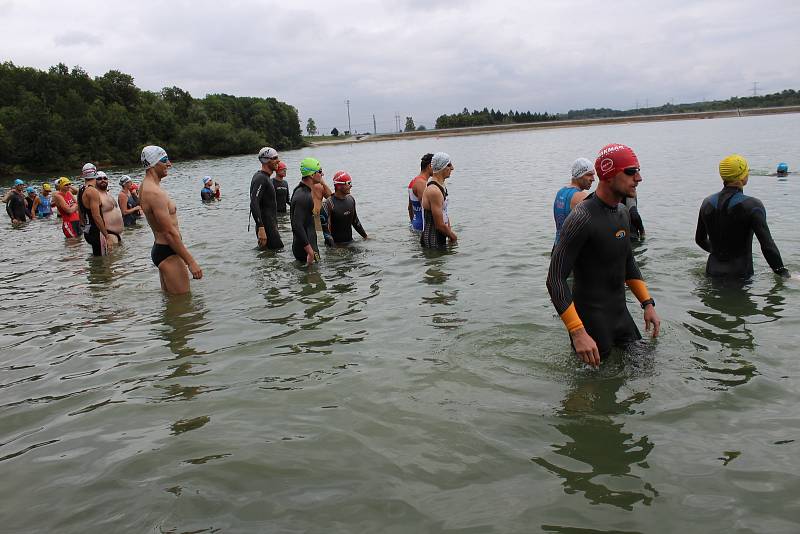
[36,194,53,218]
[122,191,140,227]
[273,178,290,213]
[249,170,283,249]
[321,195,367,245]
[695,185,788,278]
[553,185,580,244]
[290,182,320,262]
[57,191,81,237]
[408,176,424,231]
[547,193,652,357]
[420,180,450,249]
[200,187,215,202]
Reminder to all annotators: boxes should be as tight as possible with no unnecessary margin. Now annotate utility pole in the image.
[752,81,759,97]
[373,114,377,135]
[345,99,352,134]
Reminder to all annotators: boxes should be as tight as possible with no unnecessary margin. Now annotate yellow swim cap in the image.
[719,154,749,183]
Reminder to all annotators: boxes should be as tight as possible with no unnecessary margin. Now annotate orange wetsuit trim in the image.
[625,279,651,303]
[560,303,584,333]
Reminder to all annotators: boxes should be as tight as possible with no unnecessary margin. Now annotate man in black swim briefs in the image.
[547,143,661,367]
[250,147,284,250]
[139,145,203,294]
[695,154,790,280]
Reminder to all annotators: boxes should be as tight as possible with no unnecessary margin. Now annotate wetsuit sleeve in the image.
[694,203,711,253]
[547,207,591,332]
[629,205,645,236]
[321,198,333,245]
[750,201,788,275]
[249,174,266,229]
[291,190,311,249]
[351,198,367,238]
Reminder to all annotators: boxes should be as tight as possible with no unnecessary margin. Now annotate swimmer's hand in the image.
[570,328,600,368]
[324,236,335,247]
[643,305,660,337]
[105,237,115,253]
[449,232,458,242]
[257,227,267,249]
[188,260,203,280]
[305,245,316,266]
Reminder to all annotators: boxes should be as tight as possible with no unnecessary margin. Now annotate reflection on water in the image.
[685,277,785,390]
[420,250,465,329]
[533,352,657,511]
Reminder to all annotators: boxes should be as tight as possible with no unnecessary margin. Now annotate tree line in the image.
[0,61,304,174]
[436,89,800,129]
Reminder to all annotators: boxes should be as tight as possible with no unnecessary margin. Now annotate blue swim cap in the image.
[25,186,35,194]
[14,179,24,186]
[777,162,789,173]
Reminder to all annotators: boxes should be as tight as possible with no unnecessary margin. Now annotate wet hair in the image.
[421,153,434,172]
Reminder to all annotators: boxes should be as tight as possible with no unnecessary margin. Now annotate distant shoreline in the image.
[309,105,800,146]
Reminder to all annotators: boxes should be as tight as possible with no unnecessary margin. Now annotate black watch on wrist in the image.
[641,298,655,309]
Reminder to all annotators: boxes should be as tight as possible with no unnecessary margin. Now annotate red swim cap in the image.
[333,171,352,185]
[595,144,639,180]
[277,161,287,171]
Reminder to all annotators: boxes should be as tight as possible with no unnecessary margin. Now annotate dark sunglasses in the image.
[269,156,279,161]
[623,167,640,176]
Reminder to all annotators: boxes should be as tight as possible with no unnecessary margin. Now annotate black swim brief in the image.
[151,243,177,267]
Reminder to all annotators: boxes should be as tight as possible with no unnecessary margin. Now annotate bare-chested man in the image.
[312,174,332,232]
[139,145,203,294]
[79,168,120,256]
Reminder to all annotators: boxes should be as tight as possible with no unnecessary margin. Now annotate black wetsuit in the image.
[273,178,290,213]
[625,197,645,241]
[249,170,283,249]
[695,185,788,278]
[420,181,449,249]
[6,191,26,221]
[24,196,34,219]
[547,193,644,357]
[321,195,367,245]
[290,181,319,262]
[200,187,215,202]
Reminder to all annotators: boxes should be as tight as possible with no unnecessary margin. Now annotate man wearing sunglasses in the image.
[547,143,660,368]
[140,146,203,294]
[78,165,118,256]
[249,147,284,250]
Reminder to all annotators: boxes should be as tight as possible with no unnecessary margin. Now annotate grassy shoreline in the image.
[308,105,800,146]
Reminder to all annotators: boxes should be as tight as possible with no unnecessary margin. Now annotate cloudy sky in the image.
[2,0,799,134]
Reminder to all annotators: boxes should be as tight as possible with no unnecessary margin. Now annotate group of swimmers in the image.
[2,142,793,367]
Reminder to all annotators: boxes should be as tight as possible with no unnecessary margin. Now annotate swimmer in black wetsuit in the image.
[695,154,790,279]
[249,147,284,250]
[273,161,290,214]
[291,157,323,265]
[321,171,368,246]
[547,144,660,367]
[421,152,457,249]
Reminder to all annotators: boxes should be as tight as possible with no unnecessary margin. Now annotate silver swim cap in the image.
[431,152,452,173]
[571,158,594,180]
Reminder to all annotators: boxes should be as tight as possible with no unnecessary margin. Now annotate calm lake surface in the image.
[1,114,799,533]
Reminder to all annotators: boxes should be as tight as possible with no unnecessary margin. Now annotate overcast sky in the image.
[2,0,799,134]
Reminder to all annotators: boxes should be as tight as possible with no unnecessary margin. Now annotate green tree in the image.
[306,117,318,136]
[404,116,416,132]
[331,127,339,137]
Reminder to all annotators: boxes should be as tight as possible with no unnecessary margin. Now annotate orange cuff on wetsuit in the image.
[626,279,651,304]
[560,303,584,333]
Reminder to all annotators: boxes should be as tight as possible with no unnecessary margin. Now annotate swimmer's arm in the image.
[87,190,109,238]
[546,209,590,332]
[118,192,137,216]
[408,198,413,221]
[291,196,312,249]
[694,210,711,252]
[570,190,589,210]
[751,205,789,277]
[429,189,456,240]
[30,196,41,217]
[249,178,266,228]
[0,191,10,203]
[321,181,332,199]
[53,193,78,214]
[352,200,367,239]
[629,205,645,236]
[321,199,333,245]
[151,196,196,267]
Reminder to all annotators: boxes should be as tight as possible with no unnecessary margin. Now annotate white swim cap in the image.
[431,152,452,173]
[81,162,98,180]
[258,147,278,162]
[141,145,168,168]
[571,158,595,180]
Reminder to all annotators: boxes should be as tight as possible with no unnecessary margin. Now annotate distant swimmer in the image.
[52,177,81,237]
[695,154,790,279]
[547,144,660,367]
[249,147,284,250]
[408,153,433,232]
[80,170,121,256]
[420,152,457,248]
[291,157,323,265]
[2,179,27,224]
[553,157,595,243]
[33,183,54,218]
[273,161,290,214]
[776,162,789,177]
[140,145,203,294]
[118,176,142,227]
[321,171,368,246]
[24,187,37,220]
[200,176,220,202]
[624,193,645,241]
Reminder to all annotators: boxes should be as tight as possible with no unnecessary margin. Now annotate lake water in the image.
[1,114,799,533]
